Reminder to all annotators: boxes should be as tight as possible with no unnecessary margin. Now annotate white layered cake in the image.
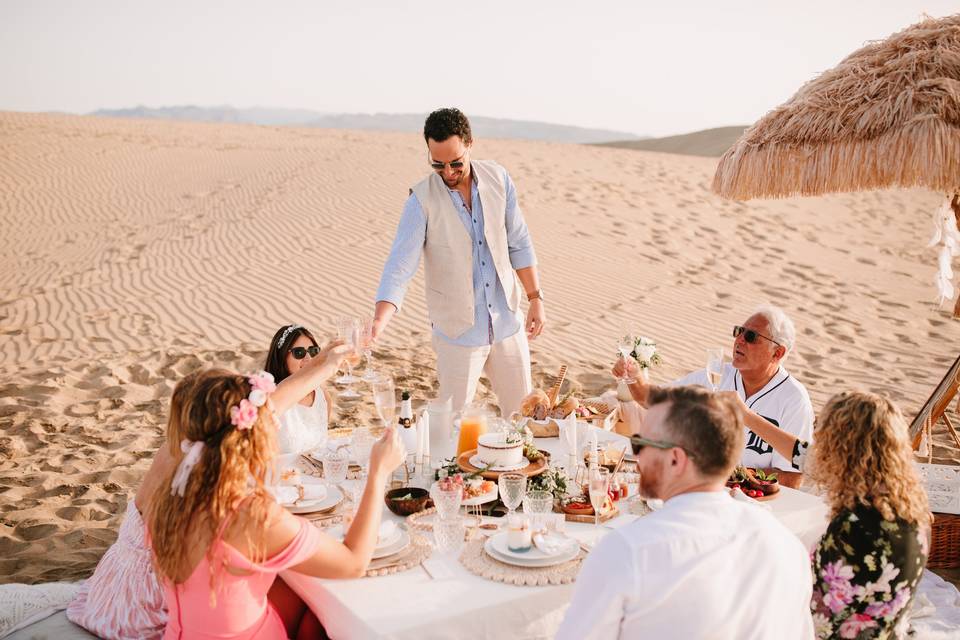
[476,432,525,469]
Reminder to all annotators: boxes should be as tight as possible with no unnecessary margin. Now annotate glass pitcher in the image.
[455,404,490,456]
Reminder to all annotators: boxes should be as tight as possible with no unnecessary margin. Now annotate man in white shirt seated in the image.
[556,386,814,640]
[616,304,813,488]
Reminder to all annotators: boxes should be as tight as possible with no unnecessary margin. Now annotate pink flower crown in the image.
[230,371,277,430]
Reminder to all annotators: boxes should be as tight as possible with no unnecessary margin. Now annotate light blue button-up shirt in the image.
[376,167,537,347]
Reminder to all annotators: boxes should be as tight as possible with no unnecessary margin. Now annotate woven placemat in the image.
[458,537,585,586]
[364,531,432,577]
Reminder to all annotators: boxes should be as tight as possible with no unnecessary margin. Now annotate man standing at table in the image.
[373,108,544,416]
[557,386,814,639]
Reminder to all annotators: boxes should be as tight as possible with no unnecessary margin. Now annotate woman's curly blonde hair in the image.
[148,368,277,600]
[808,391,931,526]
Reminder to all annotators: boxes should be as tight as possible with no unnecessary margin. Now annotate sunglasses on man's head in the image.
[290,346,320,360]
[732,325,781,347]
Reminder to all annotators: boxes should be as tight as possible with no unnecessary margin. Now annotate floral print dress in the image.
[792,441,929,639]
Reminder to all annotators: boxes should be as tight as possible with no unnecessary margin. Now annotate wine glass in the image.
[335,317,361,398]
[350,426,376,479]
[499,473,527,518]
[372,377,396,428]
[706,348,724,392]
[589,467,610,530]
[617,334,635,383]
[358,317,380,382]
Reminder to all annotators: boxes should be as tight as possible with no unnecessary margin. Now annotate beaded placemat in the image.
[458,537,585,586]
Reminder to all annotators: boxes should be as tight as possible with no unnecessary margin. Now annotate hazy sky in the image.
[1,1,956,136]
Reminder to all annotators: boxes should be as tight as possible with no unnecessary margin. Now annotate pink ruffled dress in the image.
[161,515,322,640]
[66,501,167,639]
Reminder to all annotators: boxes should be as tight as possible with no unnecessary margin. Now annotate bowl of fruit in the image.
[726,465,780,500]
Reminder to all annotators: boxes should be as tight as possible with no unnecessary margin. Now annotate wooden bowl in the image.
[384,487,431,516]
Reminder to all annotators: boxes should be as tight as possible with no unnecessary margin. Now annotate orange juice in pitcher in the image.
[456,405,489,455]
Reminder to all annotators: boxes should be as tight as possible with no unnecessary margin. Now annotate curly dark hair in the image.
[423,108,472,145]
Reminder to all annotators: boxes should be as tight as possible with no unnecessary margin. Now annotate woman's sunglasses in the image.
[290,346,320,360]
[732,325,781,346]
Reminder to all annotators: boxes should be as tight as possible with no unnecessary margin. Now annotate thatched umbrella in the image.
[712,14,960,315]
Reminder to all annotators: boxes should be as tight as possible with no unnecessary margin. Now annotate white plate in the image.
[370,530,411,560]
[484,532,579,568]
[468,454,529,472]
[328,523,404,553]
[284,482,343,515]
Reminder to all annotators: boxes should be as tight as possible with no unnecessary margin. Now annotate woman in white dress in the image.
[264,324,335,454]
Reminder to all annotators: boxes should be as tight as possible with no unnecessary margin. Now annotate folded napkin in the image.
[273,483,328,506]
[532,532,572,555]
[378,521,398,545]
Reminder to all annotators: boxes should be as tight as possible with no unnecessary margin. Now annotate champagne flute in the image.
[617,334,636,383]
[372,377,396,428]
[336,317,361,397]
[359,317,380,382]
[589,467,610,530]
[706,347,724,392]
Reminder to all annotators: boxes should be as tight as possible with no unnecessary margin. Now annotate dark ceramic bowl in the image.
[384,487,431,516]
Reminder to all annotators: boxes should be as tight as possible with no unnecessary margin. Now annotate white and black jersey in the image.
[672,364,814,472]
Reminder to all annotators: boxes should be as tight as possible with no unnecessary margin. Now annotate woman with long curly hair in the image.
[147,366,404,640]
[732,391,930,639]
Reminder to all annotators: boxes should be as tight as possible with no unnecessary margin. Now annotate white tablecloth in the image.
[282,430,832,640]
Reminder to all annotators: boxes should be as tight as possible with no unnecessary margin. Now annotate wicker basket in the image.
[928,512,960,569]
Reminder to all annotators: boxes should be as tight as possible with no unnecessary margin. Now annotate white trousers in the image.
[432,329,533,417]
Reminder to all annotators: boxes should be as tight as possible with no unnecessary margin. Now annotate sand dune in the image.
[596,125,747,157]
[1,111,958,584]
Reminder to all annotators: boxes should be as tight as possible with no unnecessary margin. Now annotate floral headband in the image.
[169,371,277,497]
[230,371,277,430]
[277,324,302,349]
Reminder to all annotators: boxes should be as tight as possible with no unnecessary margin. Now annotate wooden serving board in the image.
[457,449,549,480]
[562,505,620,524]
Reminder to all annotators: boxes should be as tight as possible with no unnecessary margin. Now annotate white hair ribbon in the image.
[170,438,205,497]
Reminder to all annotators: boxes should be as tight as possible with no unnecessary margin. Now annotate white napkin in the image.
[532,532,572,555]
[273,483,328,506]
[378,520,398,544]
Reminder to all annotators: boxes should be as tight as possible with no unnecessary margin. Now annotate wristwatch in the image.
[526,289,545,302]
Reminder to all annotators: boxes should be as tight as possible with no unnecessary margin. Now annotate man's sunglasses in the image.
[732,325,781,347]
[429,154,466,172]
[290,346,320,360]
[630,435,685,455]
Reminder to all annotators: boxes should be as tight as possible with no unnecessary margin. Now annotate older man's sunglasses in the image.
[733,325,781,347]
[630,435,684,455]
[290,346,321,360]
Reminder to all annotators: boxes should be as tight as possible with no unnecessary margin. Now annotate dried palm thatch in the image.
[713,14,960,200]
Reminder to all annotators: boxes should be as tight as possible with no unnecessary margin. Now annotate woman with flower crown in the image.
[263,323,338,455]
[148,364,405,640]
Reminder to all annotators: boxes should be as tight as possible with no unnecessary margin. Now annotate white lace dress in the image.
[277,391,329,454]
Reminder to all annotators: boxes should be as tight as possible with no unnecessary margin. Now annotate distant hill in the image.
[90,105,642,144]
[596,126,748,157]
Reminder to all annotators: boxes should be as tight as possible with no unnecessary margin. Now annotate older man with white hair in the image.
[616,304,814,488]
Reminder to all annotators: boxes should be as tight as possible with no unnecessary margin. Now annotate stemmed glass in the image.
[335,317,361,398]
[359,317,380,382]
[706,348,724,392]
[588,467,610,530]
[499,473,527,518]
[617,334,636,383]
[350,426,376,480]
[372,377,396,428]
